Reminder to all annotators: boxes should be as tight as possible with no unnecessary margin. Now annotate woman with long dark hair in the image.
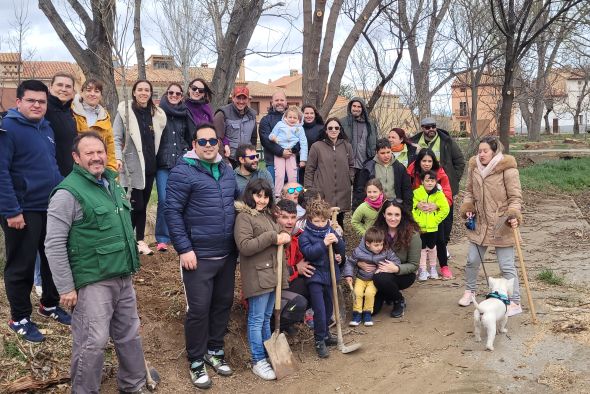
[368,199,421,317]
[407,148,454,279]
[299,104,324,181]
[185,78,214,127]
[388,127,419,168]
[113,79,167,255]
[303,117,354,227]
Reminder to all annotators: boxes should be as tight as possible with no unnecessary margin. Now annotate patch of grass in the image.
[537,269,565,286]
[3,338,26,361]
[519,157,590,194]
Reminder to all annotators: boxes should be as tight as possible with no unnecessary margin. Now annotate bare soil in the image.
[2,193,590,393]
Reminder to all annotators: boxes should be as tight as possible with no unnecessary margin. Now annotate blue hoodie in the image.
[0,108,62,217]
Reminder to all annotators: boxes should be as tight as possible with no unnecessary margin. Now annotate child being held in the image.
[269,106,308,197]
[412,170,450,281]
[351,179,385,236]
[298,198,345,359]
[343,227,401,326]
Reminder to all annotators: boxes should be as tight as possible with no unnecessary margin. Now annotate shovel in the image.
[264,244,298,379]
[329,243,362,354]
[144,358,161,391]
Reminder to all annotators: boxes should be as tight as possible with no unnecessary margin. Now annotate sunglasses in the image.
[195,138,219,147]
[243,154,260,160]
[190,86,206,93]
[287,186,304,194]
[327,126,340,131]
[167,91,182,97]
[422,124,436,130]
[387,198,404,204]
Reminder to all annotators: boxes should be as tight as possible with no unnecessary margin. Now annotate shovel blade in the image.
[264,331,298,379]
[339,342,362,354]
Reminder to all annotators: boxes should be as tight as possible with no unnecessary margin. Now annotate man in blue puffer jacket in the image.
[0,80,70,344]
[164,123,238,390]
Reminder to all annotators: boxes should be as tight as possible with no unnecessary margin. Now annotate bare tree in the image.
[489,0,584,152]
[134,0,146,80]
[5,0,37,84]
[39,0,119,113]
[302,0,382,119]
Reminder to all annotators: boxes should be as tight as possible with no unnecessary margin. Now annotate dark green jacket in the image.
[51,166,139,289]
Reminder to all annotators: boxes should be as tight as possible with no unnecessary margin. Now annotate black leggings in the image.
[130,173,155,241]
[420,232,437,249]
[436,204,453,268]
[372,272,416,314]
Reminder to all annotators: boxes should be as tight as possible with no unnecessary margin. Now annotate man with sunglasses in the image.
[213,86,257,168]
[1,80,70,343]
[165,123,238,389]
[281,182,306,218]
[234,143,273,195]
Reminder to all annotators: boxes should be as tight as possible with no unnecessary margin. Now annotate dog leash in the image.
[474,245,490,288]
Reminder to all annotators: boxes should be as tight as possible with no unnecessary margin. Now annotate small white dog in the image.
[472,277,515,351]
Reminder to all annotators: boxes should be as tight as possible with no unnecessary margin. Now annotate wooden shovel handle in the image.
[273,244,284,331]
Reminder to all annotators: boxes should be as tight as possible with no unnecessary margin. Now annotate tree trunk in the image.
[134,0,146,80]
[573,111,580,134]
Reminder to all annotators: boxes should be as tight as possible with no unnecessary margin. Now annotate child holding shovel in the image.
[234,179,291,380]
[299,199,346,358]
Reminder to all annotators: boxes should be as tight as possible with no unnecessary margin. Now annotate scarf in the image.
[185,98,213,126]
[476,152,504,179]
[391,143,405,152]
[159,95,188,118]
[304,220,331,238]
[365,193,384,210]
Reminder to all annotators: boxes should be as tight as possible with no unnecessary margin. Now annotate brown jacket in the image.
[459,155,523,247]
[304,138,355,212]
[234,201,289,299]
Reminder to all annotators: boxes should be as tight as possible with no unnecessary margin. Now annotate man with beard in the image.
[45,132,147,393]
[234,144,273,196]
[340,98,378,182]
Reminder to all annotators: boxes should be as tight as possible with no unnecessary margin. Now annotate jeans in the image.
[34,253,42,287]
[247,291,275,363]
[155,169,171,244]
[307,282,333,341]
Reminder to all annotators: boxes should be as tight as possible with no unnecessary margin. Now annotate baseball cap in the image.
[233,86,250,98]
[420,117,436,126]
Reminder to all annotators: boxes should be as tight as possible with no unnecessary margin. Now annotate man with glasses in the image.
[165,123,238,389]
[234,143,273,196]
[213,86,257,168]
[0,80,71,343]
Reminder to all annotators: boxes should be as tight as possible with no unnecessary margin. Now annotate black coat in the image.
[157,97,193,169]
[46,94,77,176]
[352,158,412,211]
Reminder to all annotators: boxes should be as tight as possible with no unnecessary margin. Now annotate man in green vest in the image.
[45,132,148,394]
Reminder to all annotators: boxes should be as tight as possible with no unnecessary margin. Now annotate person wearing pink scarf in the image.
[351,178,385,235]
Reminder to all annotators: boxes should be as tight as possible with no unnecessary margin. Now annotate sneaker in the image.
[418,268,429,281]
[38,305,71,326]
[156,243,168,252]
[314,340,329,358]
[458,290,474,307]
[429,266,439,280]
[137,240,154,255]
[440,266,453,280]
[447,250,451,259]
[507,302,523,317]
[204,352,232,376]
[8,318,45,343]
[324,333,338,346]
[34,285,42,297]
[390,298,405,318]
[189,361,212,389]
[362,311,373,326]
[252,359,276,380]
[349,311,361,326]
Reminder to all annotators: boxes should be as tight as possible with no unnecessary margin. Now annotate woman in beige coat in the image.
[303,117,355,227]
[458,136,523,316]
[234,179,290,381]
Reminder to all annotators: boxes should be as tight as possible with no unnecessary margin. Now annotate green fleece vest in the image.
[51,165,139,289]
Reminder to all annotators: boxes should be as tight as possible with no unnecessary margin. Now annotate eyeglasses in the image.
[243,154,260,160]
[190,86,206,94]
[327,126,340,131]
[422,124,436,130]
[22,98,47,106]
[195,138,219,147]
[287,186,304,194]
[167,91,182,97]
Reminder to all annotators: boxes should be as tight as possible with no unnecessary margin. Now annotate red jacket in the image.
[286,229,304,282]
[407,162,453,206]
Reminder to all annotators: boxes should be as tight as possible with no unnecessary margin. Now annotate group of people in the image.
[0,75,525,393]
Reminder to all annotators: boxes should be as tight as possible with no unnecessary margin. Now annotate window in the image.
[460,87,466,93]
[460,121,466,132]
[250,101,260,113]
[459,101,467,117]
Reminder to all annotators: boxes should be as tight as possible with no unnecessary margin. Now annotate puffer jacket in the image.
[71,94,118,171]
[343,237,400,281]
[234,201,289,299]
[304,138,355,212]
[157,95,193,169]
[298,221,345,286]
[459,155,522,247]
[164,151,237,257]
[412,185,450,233]
[407,161,453,206]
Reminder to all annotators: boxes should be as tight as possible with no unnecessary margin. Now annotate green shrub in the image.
[536,269,564,286]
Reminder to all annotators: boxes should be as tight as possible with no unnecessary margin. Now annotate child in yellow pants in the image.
[343,227,401,326]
